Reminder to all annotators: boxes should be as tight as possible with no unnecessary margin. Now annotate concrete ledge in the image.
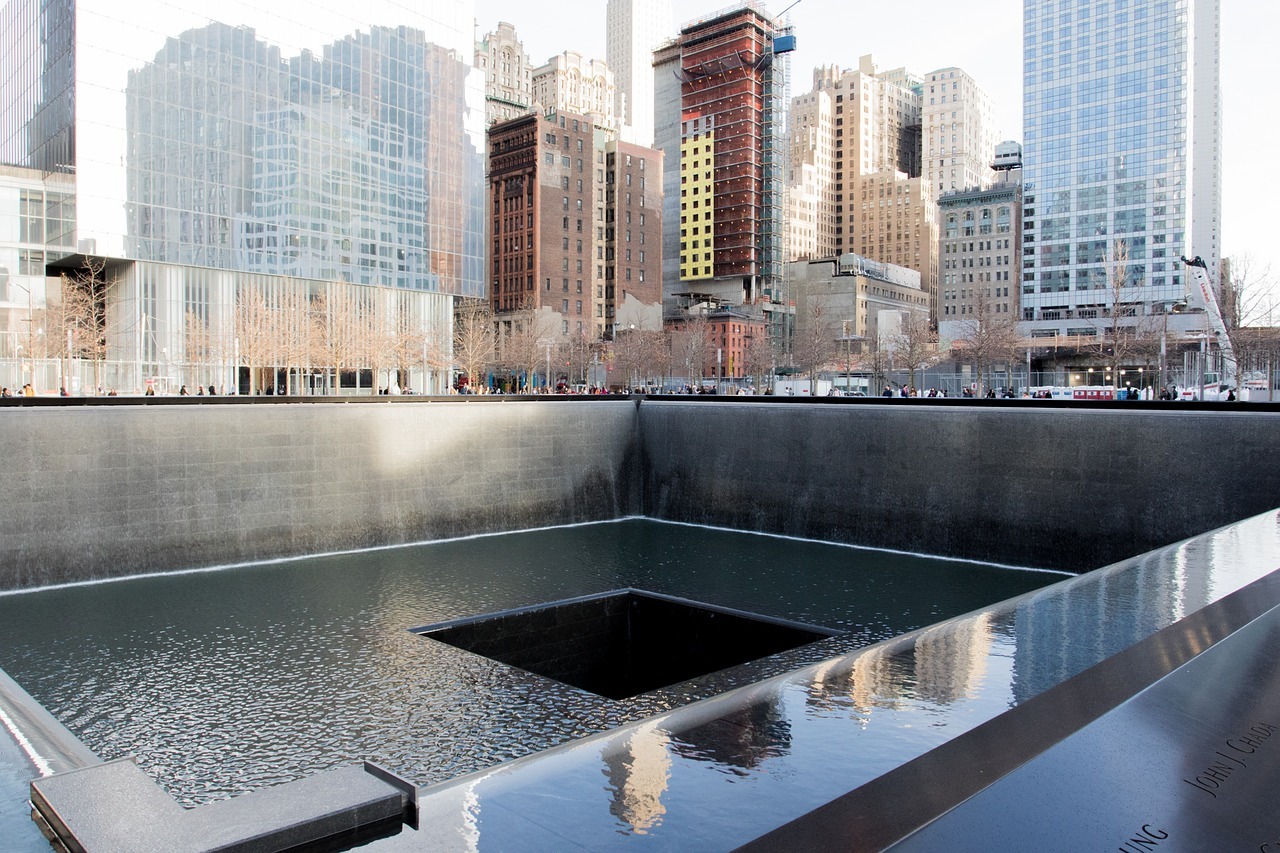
[885,598,1280,850]
[0,667,98,777]
[30,759,411,853]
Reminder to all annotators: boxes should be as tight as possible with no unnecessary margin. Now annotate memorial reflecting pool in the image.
[0,520,1062,813]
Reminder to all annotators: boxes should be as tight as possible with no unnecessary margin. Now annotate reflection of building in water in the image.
[1011,547,1193,704]
[804,637,918,718]
[670,696,791,771]
[604,720,671,834]
[848,644,912,713]
[126,23,482,295]
[803,614,994,714]
[235,106,428,286]
[913,613,992,705]
[125,23,288,270]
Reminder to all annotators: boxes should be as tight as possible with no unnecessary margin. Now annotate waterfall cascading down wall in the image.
[638,401,1280,571]
[0,398,1278,590]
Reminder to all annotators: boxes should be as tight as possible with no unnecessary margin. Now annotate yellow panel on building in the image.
[679,131,715,282]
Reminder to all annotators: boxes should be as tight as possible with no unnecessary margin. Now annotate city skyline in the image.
[478,0,1276,300]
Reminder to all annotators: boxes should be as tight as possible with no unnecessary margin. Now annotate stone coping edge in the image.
[30,758,415,853]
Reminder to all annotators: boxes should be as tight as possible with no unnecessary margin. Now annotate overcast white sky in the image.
[477,0,1277,299]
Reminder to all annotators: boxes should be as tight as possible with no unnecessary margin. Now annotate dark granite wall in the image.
[638,401,1280,572]
[0,401,640,590]
[2,398,1277,589]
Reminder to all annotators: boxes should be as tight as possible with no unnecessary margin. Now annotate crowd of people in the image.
[1,380,1247,401]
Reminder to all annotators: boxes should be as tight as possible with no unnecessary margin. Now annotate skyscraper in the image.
[656,1,791,311]
[785,58,937,315]
[1021,0,1222,337]
[0,0,484,392]
[606,0,673,145]
[937,147,1023,336]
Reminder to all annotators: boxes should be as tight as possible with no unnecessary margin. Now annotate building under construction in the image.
[658,2,793,315]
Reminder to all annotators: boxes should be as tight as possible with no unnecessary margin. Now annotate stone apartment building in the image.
[937,162,1022,341]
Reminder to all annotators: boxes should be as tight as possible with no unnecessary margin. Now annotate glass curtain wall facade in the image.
[0,167,75,390]
[0,0,483,392]
[1022,0,1220,336]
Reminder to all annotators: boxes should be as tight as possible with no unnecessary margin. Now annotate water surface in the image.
[0,520,1061,810]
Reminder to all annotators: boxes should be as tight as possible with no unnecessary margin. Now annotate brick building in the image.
[488,109,661,344]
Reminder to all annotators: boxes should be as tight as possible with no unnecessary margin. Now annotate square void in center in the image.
[412,588,842,700]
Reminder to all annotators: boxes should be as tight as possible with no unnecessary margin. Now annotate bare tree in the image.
[669,312,711,388]
[235,286,277,395]
[611,329,644,391]
[422,308,453,394]
[952,290,1022,395]
[59,258,111,393]
[498,307,559,392]
[612,328,666,391]
[275,282,316,395]
[313,286,350,394]
[387,291,430,394]
[742,324,775,390]
[793,295,838,387]
[1222,254,1278,392]
[453,297,496,393]
[890,313,942,391]
[315,284,380,395]
[1223,254,1277,331]
[361,288,399,393]
[184,310,213,390]
[1086,240,1160,389]
[564,327,598,389]
[640,330,671,389]
[857,332,892,394]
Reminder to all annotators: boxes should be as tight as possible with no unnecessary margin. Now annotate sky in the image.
[477,0,1277,305]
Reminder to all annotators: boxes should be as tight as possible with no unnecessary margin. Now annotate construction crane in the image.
[1180,255,1238,398]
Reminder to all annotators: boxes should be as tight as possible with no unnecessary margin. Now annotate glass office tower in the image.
[0,0,483,294]
[0,0,483,391]
[1021,0,1221,337]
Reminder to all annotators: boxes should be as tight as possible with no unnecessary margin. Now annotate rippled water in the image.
[0,520,1060,808]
